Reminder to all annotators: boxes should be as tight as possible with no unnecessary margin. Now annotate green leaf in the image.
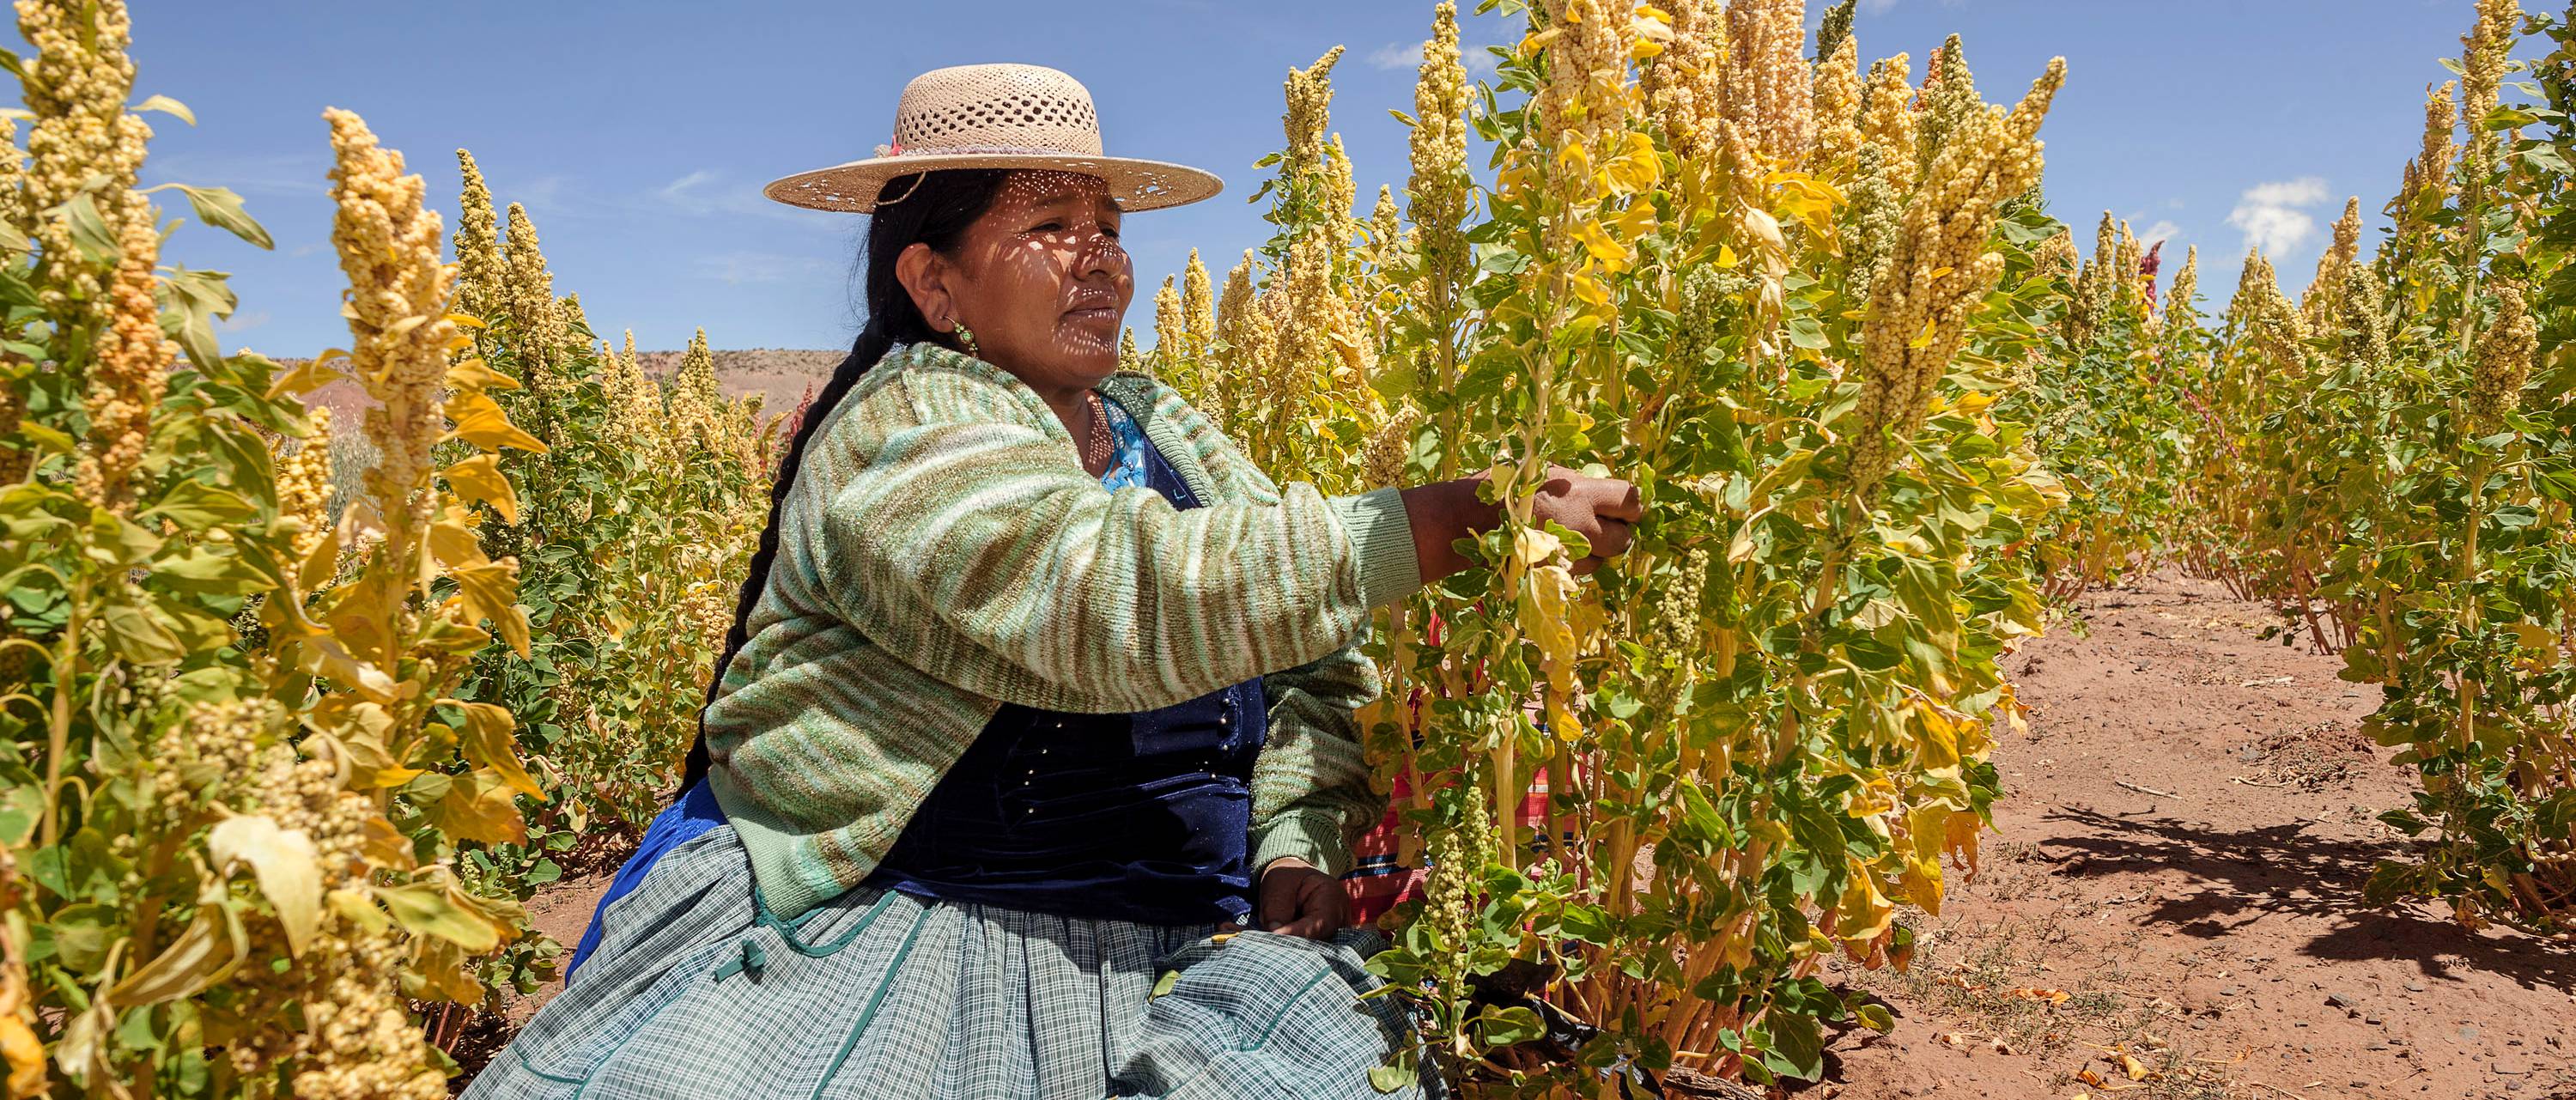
[1368,1064,1413,1093]
[140,479,257,528]
[209,814,323,957]
[134,94,194,125]
[99,599,187,664]
[58,192,118,264]
[156,183,273,250]
[1473,1005,1547,1047]
[1855,1001,1896,1032]
[374,881,502,953]
[1758,1010,1826,1079]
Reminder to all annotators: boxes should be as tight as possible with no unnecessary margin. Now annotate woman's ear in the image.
[894,241,953,331]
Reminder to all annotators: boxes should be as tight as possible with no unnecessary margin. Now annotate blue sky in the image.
[129,0,2493,356]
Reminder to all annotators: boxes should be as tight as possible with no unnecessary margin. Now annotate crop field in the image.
[0,0,2569,1097]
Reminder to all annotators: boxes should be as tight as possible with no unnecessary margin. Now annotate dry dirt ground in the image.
[1821,574,2576,1100]
[451,574,2576,1097]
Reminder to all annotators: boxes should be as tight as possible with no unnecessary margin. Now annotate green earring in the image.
[951,319,980,356]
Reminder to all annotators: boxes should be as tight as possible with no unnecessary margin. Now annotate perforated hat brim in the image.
[763,154,1222,214]
[762,61,1224,214]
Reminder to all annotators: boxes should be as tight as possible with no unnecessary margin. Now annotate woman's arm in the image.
[794,369,1420,714]
[1249,632,1384,879]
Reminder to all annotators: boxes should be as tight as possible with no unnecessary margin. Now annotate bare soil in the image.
[1820,574,2576,1100]
[450,574,2576,1097]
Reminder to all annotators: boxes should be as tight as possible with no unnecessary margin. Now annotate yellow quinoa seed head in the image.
[279,406,337,564]
[501,203,567,378]
[2469,278,2534,430]
[325,106,457,534]
[1152,276,1186,376]
[1181,248,1217,358]
[72,219,170,513]
[2033,228,2077,283]
[2458,0,2520,184]
[1645,0,1724,161]
[2166,245,2200,326]
[17,0,152,310]
[1720,0,1814,163]
[2421,80,2459,197]
[1536,0,1635,161]
[453,149,502,320]
[1858,53,1918,193]
[1284,46,1345,173]
[1850,56,2062,496]
[1810,34,1865,173]
[1410,2,1475,290]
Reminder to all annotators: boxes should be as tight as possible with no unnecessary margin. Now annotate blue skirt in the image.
[467,823,1445,1099]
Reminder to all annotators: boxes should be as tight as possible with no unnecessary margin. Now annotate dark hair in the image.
[679,167,1017,791]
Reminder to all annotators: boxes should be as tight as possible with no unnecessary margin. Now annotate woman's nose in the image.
[1073,229,1124,280]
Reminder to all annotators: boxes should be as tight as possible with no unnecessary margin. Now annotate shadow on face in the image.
[906,169,1133,398]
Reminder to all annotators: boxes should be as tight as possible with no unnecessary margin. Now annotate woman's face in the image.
[897,170,1133,395]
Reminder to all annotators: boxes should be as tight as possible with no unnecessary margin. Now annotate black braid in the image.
[680,167,1017,792]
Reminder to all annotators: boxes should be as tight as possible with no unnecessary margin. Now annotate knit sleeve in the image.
[1249,628,1386,878]
[798,371,1421,714]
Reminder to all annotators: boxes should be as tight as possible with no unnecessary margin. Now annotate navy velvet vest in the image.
[860,438,1269,926]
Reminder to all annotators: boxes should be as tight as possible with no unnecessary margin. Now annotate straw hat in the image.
[763,63,1224,214]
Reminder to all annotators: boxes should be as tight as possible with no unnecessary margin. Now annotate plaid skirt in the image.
[464,824,1444,1100]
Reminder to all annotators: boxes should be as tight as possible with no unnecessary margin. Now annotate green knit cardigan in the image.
[700,338,1423,920]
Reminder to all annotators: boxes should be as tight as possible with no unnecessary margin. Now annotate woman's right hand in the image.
[1398,465,1643,583]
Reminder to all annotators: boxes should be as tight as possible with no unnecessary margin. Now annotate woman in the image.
[467,63,1639,1099]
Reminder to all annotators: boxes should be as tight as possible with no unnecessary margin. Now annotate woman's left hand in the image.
[1252,857,1352,940]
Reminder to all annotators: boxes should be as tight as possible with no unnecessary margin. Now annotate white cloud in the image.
[2137,220,2182,246]
[217,309,270,334]
[692,250,830,285]
[1861,0,1900,12]
[143,152,331,198]
[1366,42,1418,71]
[651,170,831,223]
[2226,176,2330,257]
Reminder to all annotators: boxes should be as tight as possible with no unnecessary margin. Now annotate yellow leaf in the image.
[447,700,542,799]
[1610,199,1660,242]
[446,356,521,392]
[440,453,519,526]
[375,878,507,953]
[208,815,323,957]
[417,767,528,847]
[447,558,531,657]
[0,1012,40,1099]
[295,522,342,593]
[327,727,421,791]
[264,356,342,400]
[1899,855,1944,916]
[1837,861,1895,945]
[410,936,485,1005]
[1911,703,1964,770]
[1555,138,1593,181]
[444,388,548,454]
[1557,264,1605,307]
[1607,131,1662,194]
[107,903,240,1006]
[1571,218,1628,272]
[2119,1054,2151,1081]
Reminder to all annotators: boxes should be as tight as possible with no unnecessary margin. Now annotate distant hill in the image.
[631,348,847,414]
[281,348,848,426]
